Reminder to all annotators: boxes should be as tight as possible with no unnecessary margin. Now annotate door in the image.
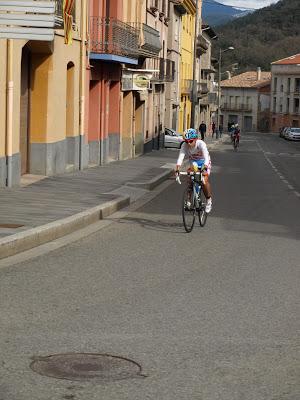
[20,46,30,175]
[244,116,253,132]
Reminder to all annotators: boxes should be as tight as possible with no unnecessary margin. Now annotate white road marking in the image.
[255,139,299,200]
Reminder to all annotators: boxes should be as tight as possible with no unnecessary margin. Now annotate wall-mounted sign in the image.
[122,70,154,91]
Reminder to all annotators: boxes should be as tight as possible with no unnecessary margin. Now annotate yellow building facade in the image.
[0,0,87,187]
[179,0,196,133]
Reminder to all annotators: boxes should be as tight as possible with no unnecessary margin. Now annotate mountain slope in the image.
[214,0,300,73]
[202,0,252,26]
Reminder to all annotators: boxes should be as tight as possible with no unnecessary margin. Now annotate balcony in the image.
[196,34,208,56]
[89,17,140,61]
[152,58,175,82]
[181,79,193,95]
[197,81,209,96]
[221,103,252,112]
[130,23,162,57]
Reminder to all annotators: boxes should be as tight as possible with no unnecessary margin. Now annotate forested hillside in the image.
[213,0,300,73]
[202,0,251,26]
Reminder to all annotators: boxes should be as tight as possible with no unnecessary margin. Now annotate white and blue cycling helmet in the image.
[183,128,198,141]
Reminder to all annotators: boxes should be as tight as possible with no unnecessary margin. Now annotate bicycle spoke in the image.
[198,189,208,227]
[182,187,196,233]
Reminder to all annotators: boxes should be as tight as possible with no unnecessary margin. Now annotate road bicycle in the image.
[176,169,208,233]
[233,134,239,151]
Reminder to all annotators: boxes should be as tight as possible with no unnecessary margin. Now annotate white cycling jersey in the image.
[176,139,211,168]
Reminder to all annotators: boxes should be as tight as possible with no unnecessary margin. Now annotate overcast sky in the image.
[219,0,279,9]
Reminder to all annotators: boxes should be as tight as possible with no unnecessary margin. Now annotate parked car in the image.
[164,128,184,148]
[284,127,300,141]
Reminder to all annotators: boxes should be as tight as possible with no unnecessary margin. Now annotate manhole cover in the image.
[0,223,24,228]
[30,353,144,382]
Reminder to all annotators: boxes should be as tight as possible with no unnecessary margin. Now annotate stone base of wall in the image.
[0,156,6,187]
[66,136,80,170]
[89,138,112,165]
[135,132,144,157]
[108,133,120,162]
[0,154,21,187]
[271,114,300,132]
[30,140,67,176]
[30,136,89,176]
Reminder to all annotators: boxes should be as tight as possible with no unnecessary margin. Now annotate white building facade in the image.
[220,69,271,132]
[270,53,300,132]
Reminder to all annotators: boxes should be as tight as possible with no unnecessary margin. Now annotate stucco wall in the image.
[0,41,6,158]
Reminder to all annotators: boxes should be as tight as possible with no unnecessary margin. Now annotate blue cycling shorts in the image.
[191,159,205,169]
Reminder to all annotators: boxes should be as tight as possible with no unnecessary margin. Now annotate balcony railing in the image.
[196,34,208,56]
[197,81,208,95]
[152,58,175,82]
[89,17,140,59]
[222,103,252,112]
[181,79,193,94]
[130,23,162,57]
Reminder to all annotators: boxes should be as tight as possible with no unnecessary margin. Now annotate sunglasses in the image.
[185,139,196,143]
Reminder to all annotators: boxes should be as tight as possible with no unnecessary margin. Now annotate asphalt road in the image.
[0,133,299,400]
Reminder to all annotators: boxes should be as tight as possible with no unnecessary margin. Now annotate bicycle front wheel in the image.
[198,189,208,227]
[182,187,196,233]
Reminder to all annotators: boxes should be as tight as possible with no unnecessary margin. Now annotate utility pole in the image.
[216,46,234,138]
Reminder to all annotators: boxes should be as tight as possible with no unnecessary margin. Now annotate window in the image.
[287,98,290,113]
[287,78,291,93]
[295,78,300,93]
[273,77,277,92]
[294,98,300,114]
[280,84,283,92]
[273,97,277,112]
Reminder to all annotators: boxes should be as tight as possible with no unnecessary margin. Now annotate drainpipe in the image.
[79,0,87,170]
[6,39,13,187]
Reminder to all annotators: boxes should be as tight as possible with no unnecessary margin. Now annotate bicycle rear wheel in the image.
[233,137,238,151]
[198,189,208,227]
[182,187,196,233]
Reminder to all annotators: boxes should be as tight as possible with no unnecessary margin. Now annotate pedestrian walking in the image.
[199,121,207,141]
[211,122,216,138]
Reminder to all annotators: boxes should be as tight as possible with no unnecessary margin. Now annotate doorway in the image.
[244,116,253,132]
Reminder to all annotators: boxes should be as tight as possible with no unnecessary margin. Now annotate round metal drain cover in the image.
[30,353,143,382]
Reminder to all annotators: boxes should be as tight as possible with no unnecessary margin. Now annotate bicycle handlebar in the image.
[175,170,204,185]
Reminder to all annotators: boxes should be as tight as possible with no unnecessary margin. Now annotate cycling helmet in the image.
[183,128,198,141]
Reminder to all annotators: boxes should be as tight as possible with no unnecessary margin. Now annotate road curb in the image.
[125,168,173,190]
[0,195,130,260]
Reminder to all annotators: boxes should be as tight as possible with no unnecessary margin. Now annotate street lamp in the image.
[216,46,234,138]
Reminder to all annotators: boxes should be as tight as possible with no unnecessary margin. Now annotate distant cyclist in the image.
[175,128,212,213]
[231,123,240,144]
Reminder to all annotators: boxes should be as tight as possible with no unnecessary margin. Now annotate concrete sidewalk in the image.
[0,136,225,259]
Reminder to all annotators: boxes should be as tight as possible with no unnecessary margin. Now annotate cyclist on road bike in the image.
[231,123,240,143]
[175,128,212,213]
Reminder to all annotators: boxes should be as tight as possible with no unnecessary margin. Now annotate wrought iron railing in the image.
[181,79,193,94]
[152,58,175,82]
[130,22,162,57]
[197,81,208,95]
[222,103,252,112]
[89,17,140,58]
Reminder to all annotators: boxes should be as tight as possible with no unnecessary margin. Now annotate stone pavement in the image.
[0,135,225,259]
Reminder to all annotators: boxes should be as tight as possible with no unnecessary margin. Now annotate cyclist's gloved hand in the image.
[201,165,208,172]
